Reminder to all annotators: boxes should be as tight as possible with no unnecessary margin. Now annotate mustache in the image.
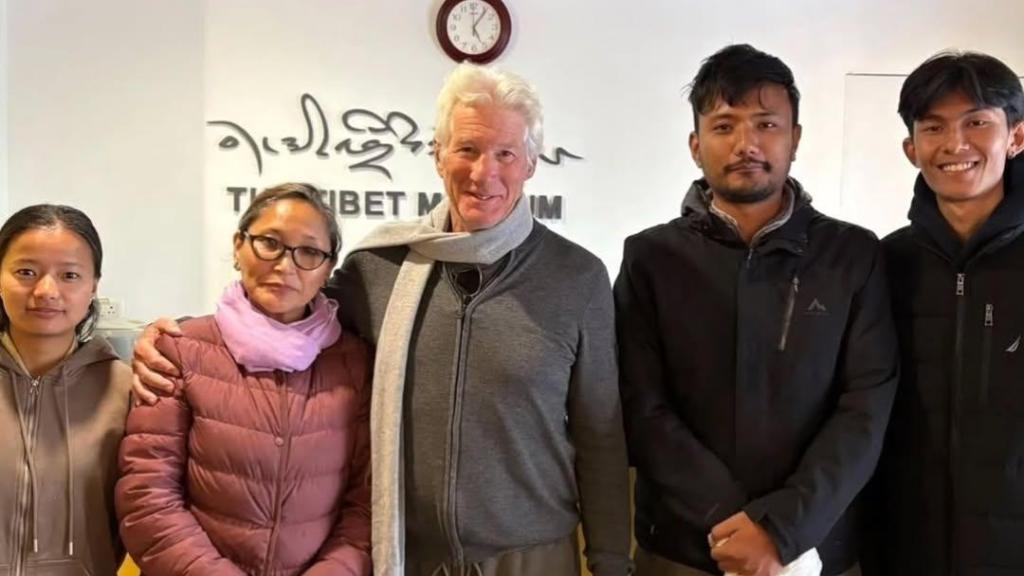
[725,160,771,172]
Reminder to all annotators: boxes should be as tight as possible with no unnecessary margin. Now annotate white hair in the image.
[434,63,544,165]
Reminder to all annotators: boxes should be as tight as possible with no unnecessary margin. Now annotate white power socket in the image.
[97,297,123,320]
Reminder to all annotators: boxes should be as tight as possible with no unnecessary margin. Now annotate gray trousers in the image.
[634,548,862,576]
[408,536,579,576]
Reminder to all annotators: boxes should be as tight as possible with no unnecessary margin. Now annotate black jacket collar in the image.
[908,155,1024,265]
[681,177,815,255]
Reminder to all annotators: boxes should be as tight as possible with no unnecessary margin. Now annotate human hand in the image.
[131,317,183,405]
[709,512,783,576]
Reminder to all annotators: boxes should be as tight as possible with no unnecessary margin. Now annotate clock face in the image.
[445,0,502,56]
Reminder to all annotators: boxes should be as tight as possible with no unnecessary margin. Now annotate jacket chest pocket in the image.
[773,274,849,356]
[978,302,1024,413]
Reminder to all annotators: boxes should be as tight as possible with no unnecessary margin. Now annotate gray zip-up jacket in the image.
[0,337,132,576]
[329,221,631,575]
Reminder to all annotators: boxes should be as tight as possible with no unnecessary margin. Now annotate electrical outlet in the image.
[97,297,123,320]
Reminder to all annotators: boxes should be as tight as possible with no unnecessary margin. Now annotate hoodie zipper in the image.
[778,275,800,351]
[13,377,43,576]
[980,304,994,405]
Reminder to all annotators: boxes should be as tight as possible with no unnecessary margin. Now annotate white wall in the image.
[4,0,1024,320]
[0,0,9,216]
[5,0,204,320]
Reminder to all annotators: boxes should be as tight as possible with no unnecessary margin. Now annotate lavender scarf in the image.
[214,280,342,372]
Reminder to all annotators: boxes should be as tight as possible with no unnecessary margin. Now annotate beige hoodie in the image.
[0,336,131,576]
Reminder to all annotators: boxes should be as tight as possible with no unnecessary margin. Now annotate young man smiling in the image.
[876,51,1024,575]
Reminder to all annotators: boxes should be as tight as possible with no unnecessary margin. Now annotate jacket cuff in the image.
[588,551,635,576]
[742,499,798,565]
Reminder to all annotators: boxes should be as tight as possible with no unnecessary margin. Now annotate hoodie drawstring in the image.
[61,372,75,556]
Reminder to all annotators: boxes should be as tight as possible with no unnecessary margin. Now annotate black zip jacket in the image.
[616,179,898,575]
[875,155,1024,575]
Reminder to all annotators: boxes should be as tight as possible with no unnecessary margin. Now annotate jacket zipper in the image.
[951,272,967,572]
[441,295,471,566]
[778,275,800,351]
[980,304,994,405]
[439,257,515,567]
[262,373,292,575]
[13,377,42,576]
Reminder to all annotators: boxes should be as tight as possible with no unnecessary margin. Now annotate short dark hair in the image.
[688,44,801,131]
[898,50,1024,133]
[237,182,341,260]
[0,204,103,341]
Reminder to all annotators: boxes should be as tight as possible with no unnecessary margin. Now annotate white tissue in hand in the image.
[724,547,821,576]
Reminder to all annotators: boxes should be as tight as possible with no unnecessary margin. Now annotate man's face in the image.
[436,103,535,233]
[904,90,1024,205]
[689,84,801,205]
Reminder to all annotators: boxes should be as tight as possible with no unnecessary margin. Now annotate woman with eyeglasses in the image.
[116,183,371,576]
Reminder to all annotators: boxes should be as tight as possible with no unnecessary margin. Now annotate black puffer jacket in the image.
[616,179,898,575]
[877,155,1024,575]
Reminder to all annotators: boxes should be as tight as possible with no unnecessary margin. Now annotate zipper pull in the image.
[956,273,965,296]
[746,248,754,268]
[30,378,41,396]
[778,274,800,352]
[985,304,994,327]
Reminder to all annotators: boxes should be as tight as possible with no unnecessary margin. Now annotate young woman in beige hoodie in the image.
[0,204,132,576]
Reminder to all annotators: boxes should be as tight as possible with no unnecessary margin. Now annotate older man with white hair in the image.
[338,63,631,576]
[132,63,631,576]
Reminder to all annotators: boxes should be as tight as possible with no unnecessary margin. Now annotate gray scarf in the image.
[354,197,534,575]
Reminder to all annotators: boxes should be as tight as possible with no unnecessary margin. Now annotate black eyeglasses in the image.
[241,232,334,271]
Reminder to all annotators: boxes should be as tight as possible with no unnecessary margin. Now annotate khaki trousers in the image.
[408,536,579,576]
[634,548,862,576]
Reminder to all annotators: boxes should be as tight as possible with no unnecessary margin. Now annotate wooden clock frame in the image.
[436,0,512,64]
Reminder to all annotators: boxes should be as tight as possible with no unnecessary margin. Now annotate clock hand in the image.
[472,9,485,39]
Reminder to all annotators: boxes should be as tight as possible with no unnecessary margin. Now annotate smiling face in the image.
[435,103,535,232]
[690,83,801,206]
[904,90,1024,205]
[233,199,334,324]
[0,226,97,343]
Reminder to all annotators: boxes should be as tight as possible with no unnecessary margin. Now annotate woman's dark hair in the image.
[0,204,103,341]
[237,183,341,260]
[899,50,1024,133]
[688,43,801,130]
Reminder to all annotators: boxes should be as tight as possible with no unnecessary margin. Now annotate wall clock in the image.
[436,0,511,64]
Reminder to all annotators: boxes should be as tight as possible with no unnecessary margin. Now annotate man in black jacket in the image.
[615,44,899,576]
[876,51,1024,575]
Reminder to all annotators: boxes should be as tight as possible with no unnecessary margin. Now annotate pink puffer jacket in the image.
[116,316,371,576]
